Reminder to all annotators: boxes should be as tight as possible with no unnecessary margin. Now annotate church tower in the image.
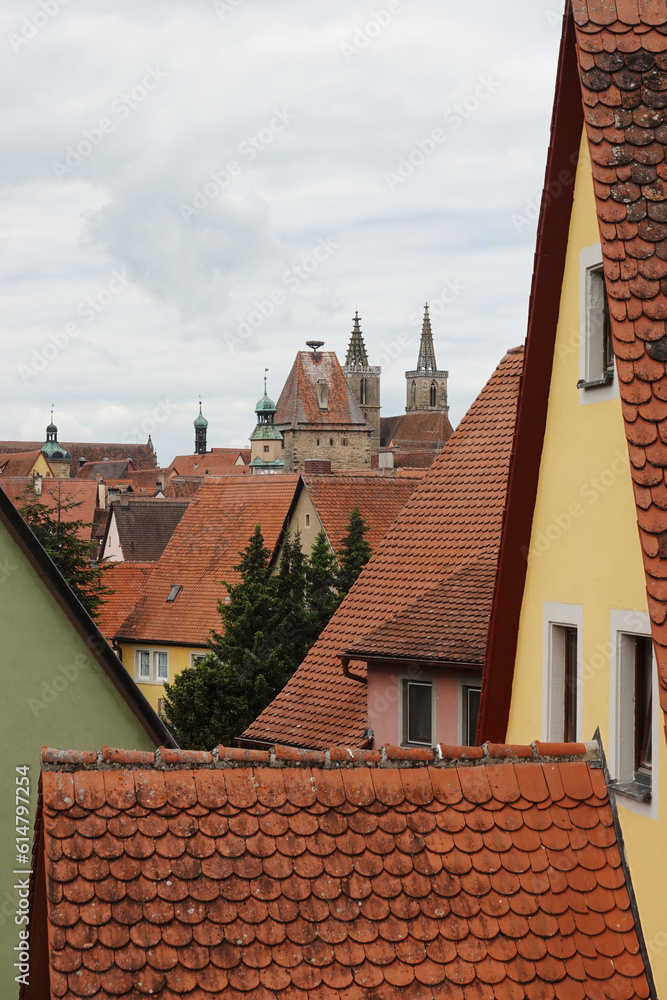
[405,305,449,413]
[343,312,381,449]
[250,374,285,474]
[41,410,71,478]
[194,401,208,455]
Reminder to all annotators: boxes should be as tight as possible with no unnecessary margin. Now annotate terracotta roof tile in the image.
[167,450,250,477]
[303,474,419,556]
[571,4,667,734]
[276,351,370,431]
[380,411,454,451]
[0,450,47,477]
[0,476,99,543]
[244,349,524,748]
[33,741,650,1000]
[97,562,153,642]
[116,476,300,646]
[0,440,157,477]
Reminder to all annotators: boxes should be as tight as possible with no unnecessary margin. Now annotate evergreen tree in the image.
[19,482,112,620]
[306,529,342,636]
[162,657,246,750]
[336,504,372,595]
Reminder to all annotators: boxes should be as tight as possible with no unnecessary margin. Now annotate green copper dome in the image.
[256,392,276,413]
[194,402,208,428]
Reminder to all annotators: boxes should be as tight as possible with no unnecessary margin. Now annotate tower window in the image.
[412,381,417,409]
[430,381,437,408]
[264,446,270,453]
[316,380,329,410]
[360,378,367,405]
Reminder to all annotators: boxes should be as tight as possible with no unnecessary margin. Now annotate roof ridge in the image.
[42,739,601,770]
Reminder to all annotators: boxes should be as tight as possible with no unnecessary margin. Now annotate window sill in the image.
[609,779,652,803]
[577,370,614,390]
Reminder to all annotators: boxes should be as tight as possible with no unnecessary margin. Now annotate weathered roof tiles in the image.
[33,739,653,1000]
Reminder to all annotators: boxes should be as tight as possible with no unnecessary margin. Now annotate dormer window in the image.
[316,380,329,410]
[167,585,182,603]
[578,246,618,401]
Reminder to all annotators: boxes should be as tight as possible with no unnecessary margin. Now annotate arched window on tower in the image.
[412,381,417,409]
[360,378,367,405]
[430,381,437,408]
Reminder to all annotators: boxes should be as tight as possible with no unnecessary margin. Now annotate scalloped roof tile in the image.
[29,740,653,1000]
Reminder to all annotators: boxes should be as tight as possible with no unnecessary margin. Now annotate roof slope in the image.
[116,476,301,646]
[110,499,189,562]
[0,441,157,477]
[0,450,47,476]
[380,411,454,451]
[0,477,99,543]
[480,1,667,742]
[303,474,419,556]
[276,350,370,431]
[97,561,153,642]
[34,740,652,1000]
[168,450,250,477]
[245,348,523,749]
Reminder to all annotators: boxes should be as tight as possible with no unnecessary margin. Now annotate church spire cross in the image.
[416,304,438,373]
[345,311,369,368]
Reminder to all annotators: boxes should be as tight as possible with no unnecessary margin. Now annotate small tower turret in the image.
[405,305,449,413]
[41,407,71,478]
[194,400,208,455]
[343,312,381,449]
[250,372,285,475]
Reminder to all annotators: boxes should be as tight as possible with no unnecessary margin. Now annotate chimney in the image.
[303,460,332,475]
[96,474,105,509]
[34,474,42,497]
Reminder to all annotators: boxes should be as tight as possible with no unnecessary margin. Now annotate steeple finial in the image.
[416,303,438,373]
[264,368,269,395]
[345,312,369,368]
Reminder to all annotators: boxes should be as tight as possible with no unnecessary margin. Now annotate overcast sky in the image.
[0,0,565,464]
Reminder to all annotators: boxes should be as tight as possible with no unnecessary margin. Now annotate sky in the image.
[0,0,566,466]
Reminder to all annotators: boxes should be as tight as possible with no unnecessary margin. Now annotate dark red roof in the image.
[276,351,371,431]
[303,474,420,556]
[380,411,454,452]
[245,348,523,749]
[33,739,652,1000]
[0,441,157,477]
[168,451,250,477]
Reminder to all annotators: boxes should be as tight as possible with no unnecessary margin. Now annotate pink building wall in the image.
[366,662,481,747]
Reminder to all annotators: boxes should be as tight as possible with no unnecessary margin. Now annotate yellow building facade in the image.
[506,131,667,984]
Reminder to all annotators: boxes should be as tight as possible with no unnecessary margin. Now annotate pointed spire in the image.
[345,312,369,368]
[416,304,438,373]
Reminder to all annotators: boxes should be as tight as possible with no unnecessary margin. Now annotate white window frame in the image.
[190,652,206,669]
[542,603,584,742]
[458,678,482,747]
[399,675,436,747]
[134,648,170,685]
[608,610,659,819]
[578,244,618,405]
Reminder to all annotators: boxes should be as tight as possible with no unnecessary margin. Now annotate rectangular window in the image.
[190,653,206,668]
[462,685,481,746]
[578,246,618,402]
[305,513,311,528]
[563,627,578,744]
[610,620,655,804]
[545,619,581,742]
[135,648,169,685]
[403,680,433,746]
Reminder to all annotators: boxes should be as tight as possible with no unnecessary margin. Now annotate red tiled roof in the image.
[0,477,99,543]
[107,499,189,562]
[303,474,420,556]
[0,441,157,477]
[76,460,135,480]
[380,411,454,451]
[168,450,250,477]
[347,560,496,665]
[116,476,301,646]
[0,450,48,477]
[34,739,652,1000]
[480,2,667,743]
[245,348,523,749]
[162,477,205,500]
[97,562,153,642]
[276,350,371,431]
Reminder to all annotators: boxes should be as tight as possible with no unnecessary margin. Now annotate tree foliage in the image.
[164,515,371,750]
[336,503,372,595]
[19,482,112,620]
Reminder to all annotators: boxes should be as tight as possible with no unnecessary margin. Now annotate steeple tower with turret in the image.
[194,400,208,455]
[405,305,449,413]
[343,312,381,448]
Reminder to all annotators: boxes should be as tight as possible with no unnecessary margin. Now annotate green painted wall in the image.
[0,518,158,999]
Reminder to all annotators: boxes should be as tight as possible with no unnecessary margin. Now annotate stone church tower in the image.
[405,305,448,413]
[343,313,381,449]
